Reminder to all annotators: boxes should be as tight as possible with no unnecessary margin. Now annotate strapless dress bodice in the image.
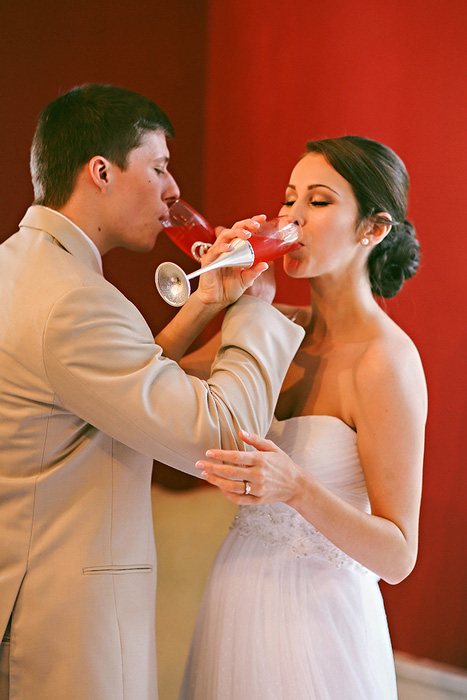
[230,415,370,570]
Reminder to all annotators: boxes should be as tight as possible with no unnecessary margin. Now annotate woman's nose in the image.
[289,202,306,227]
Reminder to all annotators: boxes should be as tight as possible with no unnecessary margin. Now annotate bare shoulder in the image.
[273,303,311,328]
[362,319,424,377]
[354,318,427,418]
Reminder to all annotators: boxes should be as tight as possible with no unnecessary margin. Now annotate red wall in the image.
[1,0,465,670]
[203,0,467,668]
[0,0,208,333]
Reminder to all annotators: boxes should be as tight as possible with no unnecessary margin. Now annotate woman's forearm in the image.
[154,293,224,362]
[288,471,417,584]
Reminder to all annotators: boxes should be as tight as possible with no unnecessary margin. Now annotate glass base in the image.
[155,262,191,307]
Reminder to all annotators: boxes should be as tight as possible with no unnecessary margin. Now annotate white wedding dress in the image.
[179,415,398,699]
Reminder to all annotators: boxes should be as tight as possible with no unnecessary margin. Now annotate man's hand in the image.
[244,259,276,304]
[194,216,269,308]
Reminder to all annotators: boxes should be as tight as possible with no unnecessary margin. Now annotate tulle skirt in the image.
[179,528,397,700]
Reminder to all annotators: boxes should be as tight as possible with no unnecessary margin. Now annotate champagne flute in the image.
[156,215,301,307]
[159,199,216,262]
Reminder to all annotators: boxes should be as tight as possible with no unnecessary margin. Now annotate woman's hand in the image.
[194,216,269,308]
[195,429,305,504]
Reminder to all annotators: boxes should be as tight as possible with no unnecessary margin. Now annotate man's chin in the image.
[128,233,160,254]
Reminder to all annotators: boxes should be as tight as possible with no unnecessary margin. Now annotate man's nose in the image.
[164,173,180,202]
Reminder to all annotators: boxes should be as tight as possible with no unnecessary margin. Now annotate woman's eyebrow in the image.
[286,183,341,196]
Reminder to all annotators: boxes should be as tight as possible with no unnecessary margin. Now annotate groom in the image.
[0,84,304,700]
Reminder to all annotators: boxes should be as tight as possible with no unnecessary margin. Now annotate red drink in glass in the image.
[248,218,301,263]
[160,200,216,261]
[163,223,216,261]
[248,233,300,263]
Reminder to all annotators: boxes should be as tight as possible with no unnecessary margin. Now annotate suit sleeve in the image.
[43,286,304,475]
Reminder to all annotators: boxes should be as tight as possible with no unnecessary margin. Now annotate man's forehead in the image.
[137,129,170,160]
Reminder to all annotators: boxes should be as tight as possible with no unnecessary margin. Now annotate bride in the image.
[179,136,427,699]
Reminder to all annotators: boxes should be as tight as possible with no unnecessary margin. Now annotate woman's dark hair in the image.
[305,135,420,298]
[30,84,174,209]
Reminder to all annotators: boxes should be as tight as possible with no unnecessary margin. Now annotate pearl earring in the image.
[361,237,369,246]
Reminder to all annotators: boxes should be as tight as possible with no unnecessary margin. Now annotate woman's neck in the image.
[305,273,383,346]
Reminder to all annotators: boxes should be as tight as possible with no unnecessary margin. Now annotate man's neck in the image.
[57,194,108,255]
[45,205,103,271]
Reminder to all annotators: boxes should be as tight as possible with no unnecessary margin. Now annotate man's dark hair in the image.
[30,84,174,208]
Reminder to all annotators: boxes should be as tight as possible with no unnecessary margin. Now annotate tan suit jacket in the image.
[0,206,304,700]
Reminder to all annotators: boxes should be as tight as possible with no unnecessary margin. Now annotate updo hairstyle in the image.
[305,136,420,298]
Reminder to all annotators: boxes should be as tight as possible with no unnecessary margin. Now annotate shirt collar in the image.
[19,205,103,274]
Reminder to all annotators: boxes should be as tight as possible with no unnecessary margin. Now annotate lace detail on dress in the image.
[230,505,369,573]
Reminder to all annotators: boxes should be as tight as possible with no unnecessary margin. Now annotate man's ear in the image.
[359,212,393,248]
[88,156,111,189]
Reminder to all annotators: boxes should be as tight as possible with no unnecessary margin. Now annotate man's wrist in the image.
[188,290,226,320]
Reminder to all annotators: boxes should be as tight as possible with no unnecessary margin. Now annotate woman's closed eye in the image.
[281,200,330,207]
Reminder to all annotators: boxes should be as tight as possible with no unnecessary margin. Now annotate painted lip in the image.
[285,242,304,256]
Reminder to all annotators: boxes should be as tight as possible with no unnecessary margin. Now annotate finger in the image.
[238,429,281,452]
[201,239,233,264]
[231,215,266,233]
[214,225,227,238]
[219,488,257,504]
[241,262,269,288]
[206,218,264,259]
[213,218,264,239]
[201,446,258,465]
[200,471,254,497]
[195,459,253,480]
[201,432,278,461]
[215,227,250,242]
[201,228,247,264]
[203,227,250,263]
